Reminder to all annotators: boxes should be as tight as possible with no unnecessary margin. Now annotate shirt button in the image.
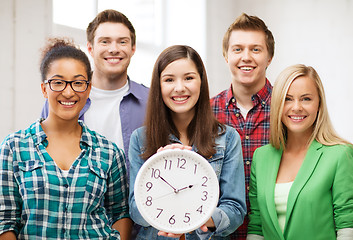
[245,136,250,140]
[235,113,240,117]
[247,186,250,191]
[232,98,235,103]
[246,161,250,165]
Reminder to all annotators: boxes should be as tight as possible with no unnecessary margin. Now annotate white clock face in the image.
[134,149,219,234]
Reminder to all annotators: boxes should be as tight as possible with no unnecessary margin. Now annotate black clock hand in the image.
[177,185,193,192]
[159,175,178,193]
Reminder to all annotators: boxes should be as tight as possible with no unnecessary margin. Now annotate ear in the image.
[87,42,94,57]
[41,82,48,99]
[267,56,273,67]
[131,44,136,56]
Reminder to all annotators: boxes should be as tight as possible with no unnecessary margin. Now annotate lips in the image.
[105,57,122,64]
[289,115,306,121]
[59,101,76,106]
[172,96,189,103]
[238,66,255,72]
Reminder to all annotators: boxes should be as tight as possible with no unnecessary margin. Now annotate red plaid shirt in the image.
[211,79,272,240]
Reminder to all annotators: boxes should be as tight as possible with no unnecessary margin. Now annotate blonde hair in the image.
[270,64,350,149]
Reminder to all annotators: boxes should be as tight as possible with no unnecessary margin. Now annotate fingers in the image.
[157,231,183,238]
[157,144,192,153]
[200,224,208,232]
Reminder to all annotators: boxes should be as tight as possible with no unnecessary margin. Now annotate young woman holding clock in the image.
[129,45,246,239]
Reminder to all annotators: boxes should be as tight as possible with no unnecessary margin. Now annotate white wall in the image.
[0,0,52,141]
[1,0,352,142]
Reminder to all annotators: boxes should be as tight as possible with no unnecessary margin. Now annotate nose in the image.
[292,100,303,111]
[108,42,119,54]
[61,83,75,98]
[241,49,251,61]
[174,79,185,92]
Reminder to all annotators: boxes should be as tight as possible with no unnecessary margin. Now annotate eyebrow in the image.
[286,93,313,97]
[161,72,197,78]
[97,36,131,41]
[48,74,87,79]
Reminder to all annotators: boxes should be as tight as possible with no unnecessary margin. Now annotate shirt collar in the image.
[168,134,199,153]
[125,76,146,100]
[29,119,96,150]
[226,78,272,108]
[29,119,48,146]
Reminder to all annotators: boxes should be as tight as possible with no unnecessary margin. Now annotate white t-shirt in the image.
[237,103,250,120]
[84,82,129,150]
[274,181,293,233]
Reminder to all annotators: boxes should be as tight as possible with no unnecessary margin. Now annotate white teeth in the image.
[173,97,188,101]
[61,101,75,106]
[106,58,120,64]
[240,67,254,71]
[291,116,305,120]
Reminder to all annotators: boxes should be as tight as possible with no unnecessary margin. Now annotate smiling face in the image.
[41,58,91,122]
[160,58,201,121]
[87,22,136,80]
[281,76,320,139]
[226,30,272,93]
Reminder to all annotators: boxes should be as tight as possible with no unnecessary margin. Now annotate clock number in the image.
[196,205,203,214]
[183,213,191,223]
[194,164,197,174]
[146,196,152,206]
[164,159,172,170]
[177,158,186,169]
[156,208,163,218]
[201,191,208,201]
[151,168,160,179]
[146,182,153,192]
[201,176,208,187]
[169,215,176,225]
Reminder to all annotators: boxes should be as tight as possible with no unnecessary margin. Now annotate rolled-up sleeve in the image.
[0,139,22,235]
[105,146,130,224]
[128,129,151,227]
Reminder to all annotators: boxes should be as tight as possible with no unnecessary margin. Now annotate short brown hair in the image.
[222,13,274,59]
[86,9,136,46]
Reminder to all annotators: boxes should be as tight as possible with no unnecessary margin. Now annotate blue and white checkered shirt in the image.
[0,120,129,239]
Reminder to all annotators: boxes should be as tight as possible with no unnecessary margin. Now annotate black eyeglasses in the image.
[44,79,90,92]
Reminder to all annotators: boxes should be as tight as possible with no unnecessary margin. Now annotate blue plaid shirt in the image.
[0,120,129,239]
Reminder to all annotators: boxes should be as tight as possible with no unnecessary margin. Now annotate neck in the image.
[41,116,81,137]
[92,71,128,90]
[231,78,266,109]
[285,131,312,152]
[171,112,194,146]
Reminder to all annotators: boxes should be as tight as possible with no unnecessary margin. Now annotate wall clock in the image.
[134,149,219,234]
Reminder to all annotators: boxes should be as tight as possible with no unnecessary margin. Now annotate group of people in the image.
[0,8,352,240]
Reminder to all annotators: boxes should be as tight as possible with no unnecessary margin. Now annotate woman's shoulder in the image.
[321,142,353,157]
[81,122,120,153]
[253,143,279,157]
[1,121,41,147]
[219,124,239,137]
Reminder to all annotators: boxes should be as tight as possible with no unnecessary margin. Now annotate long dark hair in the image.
[142,45,224,160]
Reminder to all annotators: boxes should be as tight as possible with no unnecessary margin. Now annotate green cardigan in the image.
[247,140,353,240]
